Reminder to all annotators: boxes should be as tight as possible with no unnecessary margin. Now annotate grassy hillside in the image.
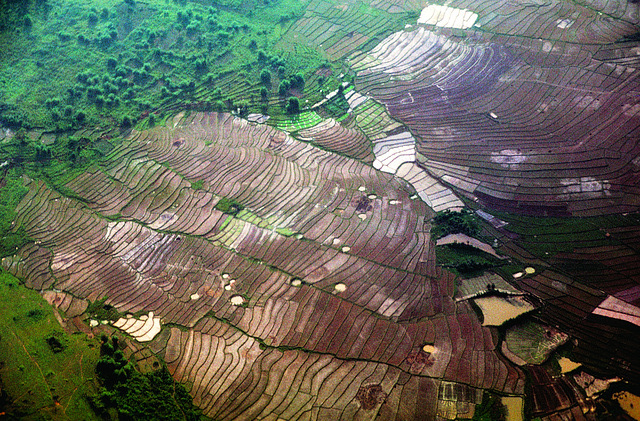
[0,0,329,131]
[0,270,102,420]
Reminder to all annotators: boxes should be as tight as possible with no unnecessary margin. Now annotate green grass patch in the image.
[190,179,204,190]
[275,227,296,236]
[0,0,330,133]
[492,211,640,256]
[0,270,102,420]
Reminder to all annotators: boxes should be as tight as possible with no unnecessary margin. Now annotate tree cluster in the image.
[91,335,204,421]
[430,209,481,239]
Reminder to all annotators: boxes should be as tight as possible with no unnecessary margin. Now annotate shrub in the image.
[285,97,299,114]
[278,79,290,96]
[257,50,268,63]
[290,73,305,90]
[260,69,271,85]
[106,57,117,70]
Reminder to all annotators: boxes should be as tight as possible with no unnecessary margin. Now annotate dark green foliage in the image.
[106,57,118,70]
[34,143,51,161]
[473,392,507,421]
[236,100,249,116]
[436,243,499,276]
[431,209,481,239]
[260,69,271,85]
[88,11,98,25]
[257,49,268,63]
[260,87,268,100]
[285,96,299,114]
[23,14,33,28]
[27,308,45,321]
[91,335,203,421]
[45,332,67,353]
[290,72,304,90]
[278,79,290,96]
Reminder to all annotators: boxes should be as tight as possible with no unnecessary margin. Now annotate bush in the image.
[290,73,305,90]
[278,79,290,96]
[260,69,271,85]
[257,50,268,63]
[260,87,268,100]
[285,97,299,114]
[106,57,118,70]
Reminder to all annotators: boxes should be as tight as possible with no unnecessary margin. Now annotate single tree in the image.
[260,69,271,85]
[278,79,290,96]
[286,97,299,114]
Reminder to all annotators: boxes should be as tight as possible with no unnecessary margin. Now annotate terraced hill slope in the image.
[3,0,640,419]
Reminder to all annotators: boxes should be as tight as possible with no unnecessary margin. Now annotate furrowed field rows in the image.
[350,23,640,217]
[279,0,410,61]
[1,112,531,418]
[297,118,374,162]
[2,197,523,415]
[514,269,640,384]
[441,0,639,43]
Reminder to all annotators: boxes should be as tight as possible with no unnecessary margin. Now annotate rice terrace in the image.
[1,0,640,419]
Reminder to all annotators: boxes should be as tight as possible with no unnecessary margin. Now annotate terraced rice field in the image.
[4,0,640,419]
[3,112,530,419]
